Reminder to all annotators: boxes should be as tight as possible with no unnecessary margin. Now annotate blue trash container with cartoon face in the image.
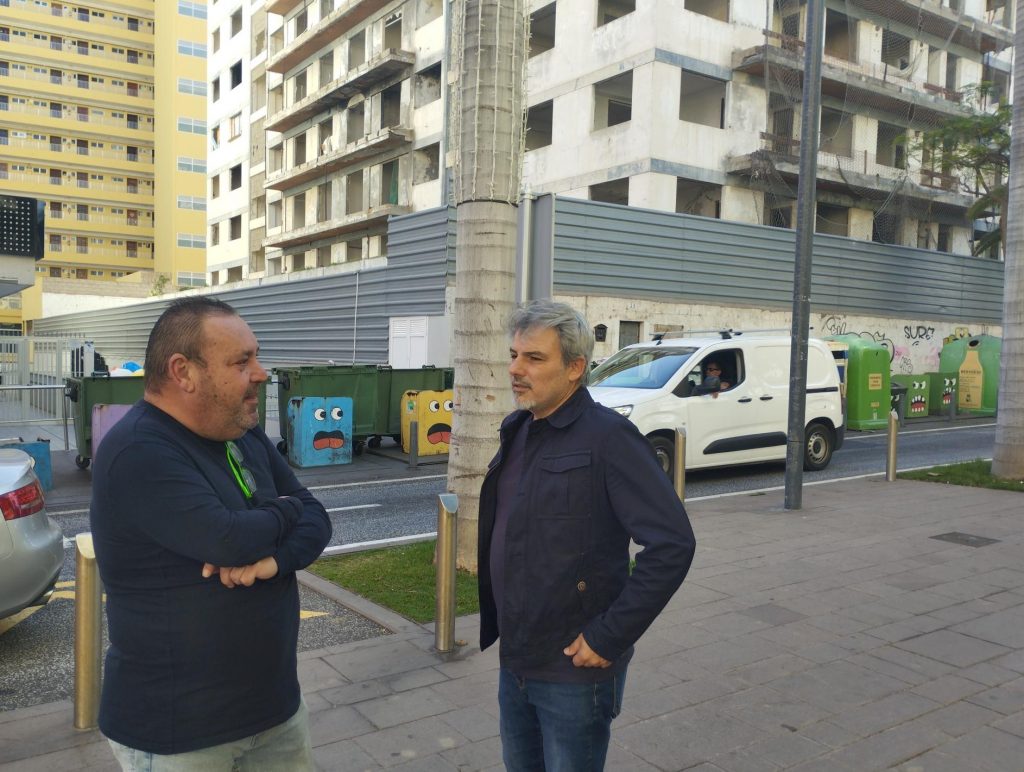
[286,396,354,467]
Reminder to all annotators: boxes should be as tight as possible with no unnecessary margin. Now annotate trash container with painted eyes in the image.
[889,381,908,424]
[401,390,453,456]
[891,374,931,419]
[926,372,958,416]
[285,396,354,467]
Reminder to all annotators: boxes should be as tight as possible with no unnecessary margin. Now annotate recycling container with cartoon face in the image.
[927,372,958,415]
[286,396,354,467]
[401,390,453,456]
[891,374,930,418]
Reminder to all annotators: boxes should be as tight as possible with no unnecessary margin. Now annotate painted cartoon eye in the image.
[313,408,326,421]
[944,378,951,387]
[915,381,924,389]
[951,378,957,386]
[330,407,343,420]
[444,399,453,411]
[429,400,440,412]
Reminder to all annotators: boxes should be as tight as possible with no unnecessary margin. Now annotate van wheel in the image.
[649,436,674,475]
[804,422,834,471]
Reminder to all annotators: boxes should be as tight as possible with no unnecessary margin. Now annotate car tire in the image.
[804,422,834,471]
[368,436,381,449]
[648,436,674,476]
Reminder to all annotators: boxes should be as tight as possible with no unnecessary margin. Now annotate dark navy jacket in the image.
[478,387,696,670]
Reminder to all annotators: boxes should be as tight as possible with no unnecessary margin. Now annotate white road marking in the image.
[844,422,995,440]
[321,532,437,556]
[325,504,382,513]
[684,459,994,502]
[308,474,446,492]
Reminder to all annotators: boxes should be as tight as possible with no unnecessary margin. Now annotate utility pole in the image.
[447,0,528,570]
[991,1,1024,479]
[784,0,825,510]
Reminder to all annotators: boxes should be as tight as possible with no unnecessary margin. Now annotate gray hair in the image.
[507,300,595,385]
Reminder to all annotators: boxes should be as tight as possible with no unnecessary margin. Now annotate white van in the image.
[588,333,845,473]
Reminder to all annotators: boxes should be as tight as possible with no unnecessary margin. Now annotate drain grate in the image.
[930,532,1001,548]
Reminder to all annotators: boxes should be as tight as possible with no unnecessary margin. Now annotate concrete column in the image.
[909,40,928,83]
[951,226,972,256]
[852,115,878,160]
[899,217,919,248]
[849,208,874,241]
[720,185,763,223]
[629,172,676,212]
[856,20,881,66]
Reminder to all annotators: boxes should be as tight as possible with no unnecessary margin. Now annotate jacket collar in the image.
[501,384,592,436]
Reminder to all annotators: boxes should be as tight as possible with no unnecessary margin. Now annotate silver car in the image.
[0,449,64,619]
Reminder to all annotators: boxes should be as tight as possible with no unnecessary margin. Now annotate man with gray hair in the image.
[478,299,696,770]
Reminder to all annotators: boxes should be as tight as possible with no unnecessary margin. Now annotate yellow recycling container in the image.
[401,390,453,455]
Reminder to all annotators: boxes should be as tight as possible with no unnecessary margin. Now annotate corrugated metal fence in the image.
[552,198,1004,323]
[30,199,1003,372]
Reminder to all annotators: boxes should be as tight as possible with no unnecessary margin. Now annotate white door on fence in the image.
[389,317,428,369]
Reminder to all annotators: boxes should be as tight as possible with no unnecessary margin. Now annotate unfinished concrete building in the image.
[250,0,1011,282]
[259,0,444,276]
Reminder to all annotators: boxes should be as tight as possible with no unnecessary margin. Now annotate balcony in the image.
[0,67,155,101]
[267,0,396,74]
[262,203,409,249]
[266,50,415,132]
[733,34,965,125]
[848,0,1011,53]
[726,132,976,210]
[266,126,411,190]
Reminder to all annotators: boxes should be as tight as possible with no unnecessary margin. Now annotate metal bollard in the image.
[408,420,419,468]
[435,494,459,653]
[885,410,899,482]
[673,428,687,502]
[74,533,102,730]
[947,394,957,423]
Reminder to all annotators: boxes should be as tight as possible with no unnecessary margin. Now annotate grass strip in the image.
[308,540,479,623]
[899,459,1024,493]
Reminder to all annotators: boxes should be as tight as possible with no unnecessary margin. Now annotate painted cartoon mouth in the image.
[426,423,451,445]
[910,396,926,414]
[313,430,346,450]
[942,388,953,405]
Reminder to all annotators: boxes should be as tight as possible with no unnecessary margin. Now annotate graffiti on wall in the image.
[817,314,970,372]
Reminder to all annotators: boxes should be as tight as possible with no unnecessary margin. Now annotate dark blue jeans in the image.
[498,667,627,772]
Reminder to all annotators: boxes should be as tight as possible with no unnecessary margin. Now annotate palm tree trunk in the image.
[991,6,1024,478]
[448,0,527,570]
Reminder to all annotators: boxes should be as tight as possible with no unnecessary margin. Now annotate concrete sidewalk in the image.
[3,475,1024,771]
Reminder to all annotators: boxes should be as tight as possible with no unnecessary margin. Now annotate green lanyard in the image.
[225,441,254,499]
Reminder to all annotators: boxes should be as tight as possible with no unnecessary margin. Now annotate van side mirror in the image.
[692,375,721,396]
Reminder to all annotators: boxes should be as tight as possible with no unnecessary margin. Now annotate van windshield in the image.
[590,347,697,389]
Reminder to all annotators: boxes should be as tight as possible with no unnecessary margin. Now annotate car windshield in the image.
[590,347,697,389]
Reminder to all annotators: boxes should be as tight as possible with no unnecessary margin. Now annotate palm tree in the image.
[991,10,1024,479]
[447,0,527,570]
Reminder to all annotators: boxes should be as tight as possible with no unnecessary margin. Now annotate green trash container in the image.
[892,374,930,419]
[926,372,958,416]
[65,375,268,469]
[273,365,454,452]
[65,375,145,469]
[939,334,1000,416]
[889,381,908,424]
[274,366,383,452]
[826,334,889,430]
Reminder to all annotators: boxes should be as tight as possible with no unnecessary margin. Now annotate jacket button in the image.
[577,581,586,592]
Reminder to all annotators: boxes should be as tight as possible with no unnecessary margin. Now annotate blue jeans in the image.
[108,701,313,772]
[498,667,627,772]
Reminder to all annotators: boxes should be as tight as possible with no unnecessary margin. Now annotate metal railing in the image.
[0,384,70,447]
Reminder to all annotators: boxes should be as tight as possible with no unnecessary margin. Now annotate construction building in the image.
[232,0,1011,287]
[0,0,208,329]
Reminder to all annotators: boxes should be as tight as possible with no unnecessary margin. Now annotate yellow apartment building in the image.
[0,0,208,330]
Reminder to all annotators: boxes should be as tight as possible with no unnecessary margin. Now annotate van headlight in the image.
[612,405,633,417]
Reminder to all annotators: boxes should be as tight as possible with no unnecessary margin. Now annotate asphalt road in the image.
[0,419,996,712]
